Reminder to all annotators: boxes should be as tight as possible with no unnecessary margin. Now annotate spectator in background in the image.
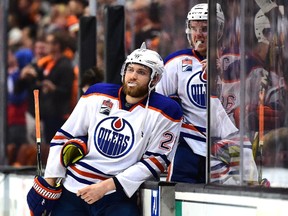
[15,36,48,146]
[6,49,29,166]
[45,3,70,34]
[68,0,88,19]
[80,66,104,93]
[16,30,75,148]
[8,0,40,30]
[125,0,168,53]
[133,0,162,50]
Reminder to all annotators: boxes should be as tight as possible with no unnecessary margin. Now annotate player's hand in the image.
[27,175,62,216]
[42,80,56,93]
[77,178,116,204]
[61,138,88,167]
[201,59,207,73]
[20,65,37,80]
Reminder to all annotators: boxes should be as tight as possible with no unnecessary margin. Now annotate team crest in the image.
[94,117,134,158]
[182,58,193,72]
[100,99,113,115]
[186,70,207,109]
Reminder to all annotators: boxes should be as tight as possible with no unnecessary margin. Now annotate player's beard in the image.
[123,81,149,98]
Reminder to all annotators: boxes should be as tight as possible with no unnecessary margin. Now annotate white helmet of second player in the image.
[121,43,165,90]
[254,9,271,45]
[186,3,225,46]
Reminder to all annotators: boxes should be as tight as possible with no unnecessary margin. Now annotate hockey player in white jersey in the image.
[26,43,183,216]
[156,3,239,184]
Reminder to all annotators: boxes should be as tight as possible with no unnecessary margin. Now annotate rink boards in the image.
[1,173,288,216]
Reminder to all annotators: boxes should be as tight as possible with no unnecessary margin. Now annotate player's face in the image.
[123,63,151,98]
[188,20,208,56]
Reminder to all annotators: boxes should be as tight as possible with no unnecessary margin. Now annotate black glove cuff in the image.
[112,176,123,192]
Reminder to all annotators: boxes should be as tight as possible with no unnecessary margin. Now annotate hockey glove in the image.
[61,138,88,167]
[27,175,62,216]
[212,140,240,165]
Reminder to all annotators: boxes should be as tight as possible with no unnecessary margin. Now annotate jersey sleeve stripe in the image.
[77,161,114,177]
[140,160,159,180]
[66,170,95,185]
[69,165,108,180]
[52,135,68,140]
[180,131,206,142]
[211,166,230,179]
[148,157,165,173]
[57,129,74,138]
[182,123,206,136]
[166,164,173,181]
[144,151,170,166]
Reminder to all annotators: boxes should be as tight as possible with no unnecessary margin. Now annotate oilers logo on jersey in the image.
[187,70,207,109]
[94,117,135,158]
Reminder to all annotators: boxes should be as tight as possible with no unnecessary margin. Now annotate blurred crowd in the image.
[7,0,105,167]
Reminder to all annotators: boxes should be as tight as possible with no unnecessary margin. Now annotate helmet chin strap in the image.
[139,76,155,138]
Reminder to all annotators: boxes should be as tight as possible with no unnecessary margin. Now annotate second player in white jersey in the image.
[156,3,238,184]
[157,49,237,157]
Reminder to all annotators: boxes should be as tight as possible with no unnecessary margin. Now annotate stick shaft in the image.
[33,89,42,176]
[258,89,265,182]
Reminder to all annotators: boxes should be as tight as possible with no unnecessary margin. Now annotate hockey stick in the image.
[258,89,265,182]
[34,89,43,176]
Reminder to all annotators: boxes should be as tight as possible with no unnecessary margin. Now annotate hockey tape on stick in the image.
[34,89,43,176]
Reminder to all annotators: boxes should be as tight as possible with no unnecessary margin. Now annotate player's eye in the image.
[126,67,134,73]
[136,69,148,76]
[191,26,207,33]
[126,66,149,76]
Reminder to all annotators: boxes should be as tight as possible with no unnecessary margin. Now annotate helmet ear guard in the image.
[121,42,165,89]
[216,3,225,41]
[254,9,271,45]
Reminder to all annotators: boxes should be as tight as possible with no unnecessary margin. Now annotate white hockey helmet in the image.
[254,9,271,45]
[121,42,165,90]
[186,3,225,45]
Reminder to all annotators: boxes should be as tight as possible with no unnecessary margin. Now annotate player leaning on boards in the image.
[155,3,241,183]
[26,43,183,216]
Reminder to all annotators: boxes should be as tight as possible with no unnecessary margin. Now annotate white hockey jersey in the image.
[44,83,183,197]
[156,49,238,157]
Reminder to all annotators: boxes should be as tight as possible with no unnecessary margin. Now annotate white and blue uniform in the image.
[44,83,183,198]
[156,49,237,183]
